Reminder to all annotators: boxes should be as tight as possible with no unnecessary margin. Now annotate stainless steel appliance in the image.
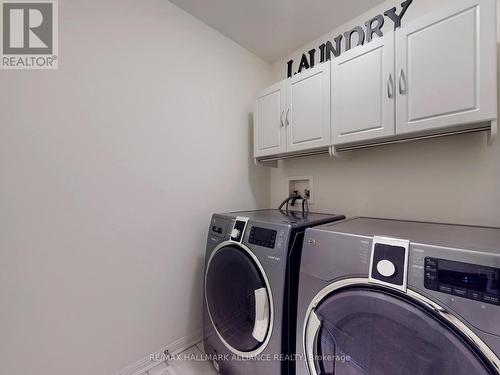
[297,218,500,375]
[203,209,345,374]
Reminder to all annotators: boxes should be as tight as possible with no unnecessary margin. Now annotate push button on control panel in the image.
[230,228,241,239]
[438,284,452,294]
[376,260,396,278]
[424,257,438,291]
[452,287,467,298]
[425,258,438,267]
[209,217,230,238]
[482,294,500,305]
[467,290,482,301]
[425,272,437,281]
[212,226,223,234]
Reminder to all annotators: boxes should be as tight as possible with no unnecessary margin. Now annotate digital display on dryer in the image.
[249,227,276,248]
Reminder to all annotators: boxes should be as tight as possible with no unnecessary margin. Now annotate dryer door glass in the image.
[205,245,270,353]
[309,288,494,375]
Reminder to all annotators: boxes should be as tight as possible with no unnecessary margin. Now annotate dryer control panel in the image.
[249,227,277,248]
[424,257,500,306]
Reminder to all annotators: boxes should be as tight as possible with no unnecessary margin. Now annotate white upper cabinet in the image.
[396,0,497,135]
[254,81,286,158]
[332,32,395,145]
[286,63,331,153]
[254,0,497,161]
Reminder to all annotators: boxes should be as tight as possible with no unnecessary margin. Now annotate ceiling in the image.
[169,0,385,63]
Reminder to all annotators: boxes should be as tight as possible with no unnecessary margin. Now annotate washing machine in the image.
[202,209,345,375]
[296,217,500,375]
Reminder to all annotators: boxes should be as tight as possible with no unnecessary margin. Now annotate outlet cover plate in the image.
[286,176,313,205]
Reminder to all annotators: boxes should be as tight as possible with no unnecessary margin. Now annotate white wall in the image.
[269,0,500,227]
[0,1,271,374]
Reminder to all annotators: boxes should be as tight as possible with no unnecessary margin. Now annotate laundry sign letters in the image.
[286,0,413,78]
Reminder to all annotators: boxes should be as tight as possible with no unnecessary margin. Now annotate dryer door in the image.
[304,283,499,375]
[205,243,273,357]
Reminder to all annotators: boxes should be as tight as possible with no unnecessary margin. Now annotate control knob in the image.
[377,259,396,277]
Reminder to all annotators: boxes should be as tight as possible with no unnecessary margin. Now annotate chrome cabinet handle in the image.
[388,73,394,99]
[285,108,290,126]
[280,110,284,127]
[399,69,407,95]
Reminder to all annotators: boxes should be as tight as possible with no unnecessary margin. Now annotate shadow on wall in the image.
[187,251,206,342]
[248,113,271,209]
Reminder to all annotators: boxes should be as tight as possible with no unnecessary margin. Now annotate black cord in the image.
[278,196,292,211]
[278,193,300,211]
[278,192,309,214]
[302,197,309,213]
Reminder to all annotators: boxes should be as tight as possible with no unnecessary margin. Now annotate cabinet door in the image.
[254,81,286,158]
[286,63,331,153]
[396,0,497,135]
[332,33,395,145]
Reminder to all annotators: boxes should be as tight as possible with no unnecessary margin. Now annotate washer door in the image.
[205,243,273,357]
[305,284,498,375]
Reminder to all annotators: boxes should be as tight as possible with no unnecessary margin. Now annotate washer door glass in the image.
[309,288,494,375]
[206,245,271,353]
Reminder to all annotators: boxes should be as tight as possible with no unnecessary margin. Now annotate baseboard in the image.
[112,330,202,375]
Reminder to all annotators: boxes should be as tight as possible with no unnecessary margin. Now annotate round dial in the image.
[377,259,396,277]
[231,228,241,238]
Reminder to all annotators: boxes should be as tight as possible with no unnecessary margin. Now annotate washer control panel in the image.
[249,227,277,249]
[424,257,500,306]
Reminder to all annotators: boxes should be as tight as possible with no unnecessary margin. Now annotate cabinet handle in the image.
[399,69,407,95]
[285,108,290,126]
[280,110,284,127]
[388,73,394,99]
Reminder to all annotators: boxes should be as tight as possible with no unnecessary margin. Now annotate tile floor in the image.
[147,343,218,375]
